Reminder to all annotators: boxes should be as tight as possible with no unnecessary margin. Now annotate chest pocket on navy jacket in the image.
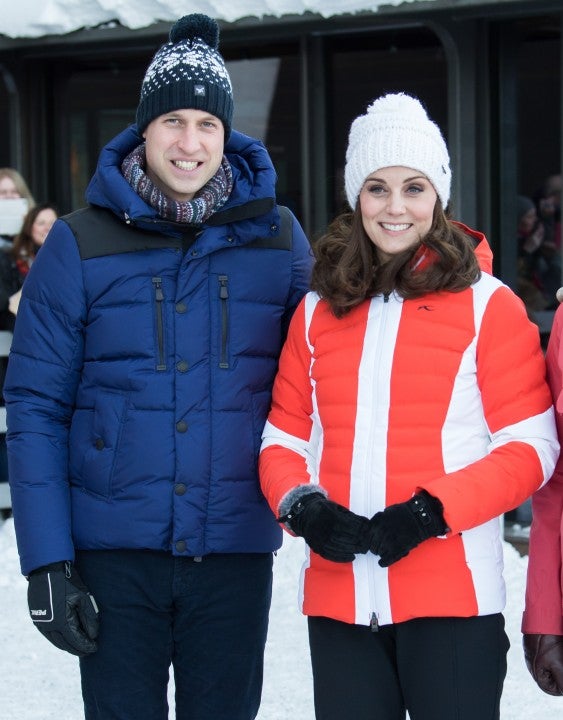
[69,390,127,498]
[152,277,167,371]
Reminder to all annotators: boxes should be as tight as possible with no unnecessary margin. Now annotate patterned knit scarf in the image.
[121,143,233,224]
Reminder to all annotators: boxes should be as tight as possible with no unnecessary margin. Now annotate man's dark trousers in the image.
[76,549,273,720]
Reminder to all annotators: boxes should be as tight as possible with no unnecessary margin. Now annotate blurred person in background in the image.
[535,173,561,248]
[516,194,560,313]
[0,168,36,248]
[0,202,59,324]
[0,167,35,202]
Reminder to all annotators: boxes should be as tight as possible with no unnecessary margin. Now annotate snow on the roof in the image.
[0,0,427,40]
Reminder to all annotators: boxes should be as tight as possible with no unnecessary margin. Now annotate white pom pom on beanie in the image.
[344,93,451,210]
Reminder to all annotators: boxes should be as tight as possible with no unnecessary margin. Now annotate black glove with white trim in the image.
[369,490,448,567]
[27,561,99,656]
[279,491,371,563]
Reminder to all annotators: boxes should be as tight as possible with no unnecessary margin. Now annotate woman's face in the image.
[359,166,437,262]
[31,208,57,246]
[0,176,21,199]
[518,207,537,236]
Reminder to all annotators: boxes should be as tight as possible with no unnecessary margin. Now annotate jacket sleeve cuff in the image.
[278,485,328,523]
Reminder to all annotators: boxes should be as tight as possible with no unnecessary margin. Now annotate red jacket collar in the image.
[411,221,493,275]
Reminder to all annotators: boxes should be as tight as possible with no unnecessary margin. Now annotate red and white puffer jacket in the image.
[260,226,559,628]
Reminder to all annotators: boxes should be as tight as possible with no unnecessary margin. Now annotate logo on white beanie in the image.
[344,93,451,210]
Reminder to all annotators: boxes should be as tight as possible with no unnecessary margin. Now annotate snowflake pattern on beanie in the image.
[136,14,234,138]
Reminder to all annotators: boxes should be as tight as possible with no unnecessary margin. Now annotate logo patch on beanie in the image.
[194,84,206,96]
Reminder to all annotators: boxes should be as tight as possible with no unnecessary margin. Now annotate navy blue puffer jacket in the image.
[5,125,312,575]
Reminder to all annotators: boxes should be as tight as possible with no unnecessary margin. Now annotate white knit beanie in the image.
[344,93,451,210]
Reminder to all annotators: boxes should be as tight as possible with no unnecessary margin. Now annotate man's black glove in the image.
[278,491,371,563]
[523,633,563,696]
[27,561,99,657]
[369,490,448,567]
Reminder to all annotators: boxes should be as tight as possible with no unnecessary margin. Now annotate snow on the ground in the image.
[0,517,561,719]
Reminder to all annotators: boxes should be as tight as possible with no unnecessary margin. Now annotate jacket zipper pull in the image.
[370,612,379,632]
[219,276,228,300]
[152,277,166,371]
[218,275,229,369]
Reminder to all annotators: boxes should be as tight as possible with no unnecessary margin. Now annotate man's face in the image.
[143,109,225,202]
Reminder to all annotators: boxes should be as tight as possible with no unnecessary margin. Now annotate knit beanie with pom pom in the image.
[344,93,451,210]
[136,14,233,139]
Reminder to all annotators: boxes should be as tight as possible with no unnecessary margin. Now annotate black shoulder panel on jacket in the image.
[61,207,185,260]
[62,204,293,260]
[245,206,292,250]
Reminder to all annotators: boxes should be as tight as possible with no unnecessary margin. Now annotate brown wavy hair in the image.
[311,202,481,317]
[12,202,58,261]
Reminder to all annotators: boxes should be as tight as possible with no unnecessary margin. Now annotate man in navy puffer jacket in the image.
[4,14,311,720]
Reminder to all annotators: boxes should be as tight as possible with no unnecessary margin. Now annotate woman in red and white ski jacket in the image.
[259,93,559,720]
[260,230,557,627]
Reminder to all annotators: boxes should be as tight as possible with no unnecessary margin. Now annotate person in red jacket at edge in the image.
[522,291,563,697]
[259,92,560,720]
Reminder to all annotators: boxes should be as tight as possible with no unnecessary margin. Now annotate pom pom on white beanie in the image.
[344,93,451,210]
